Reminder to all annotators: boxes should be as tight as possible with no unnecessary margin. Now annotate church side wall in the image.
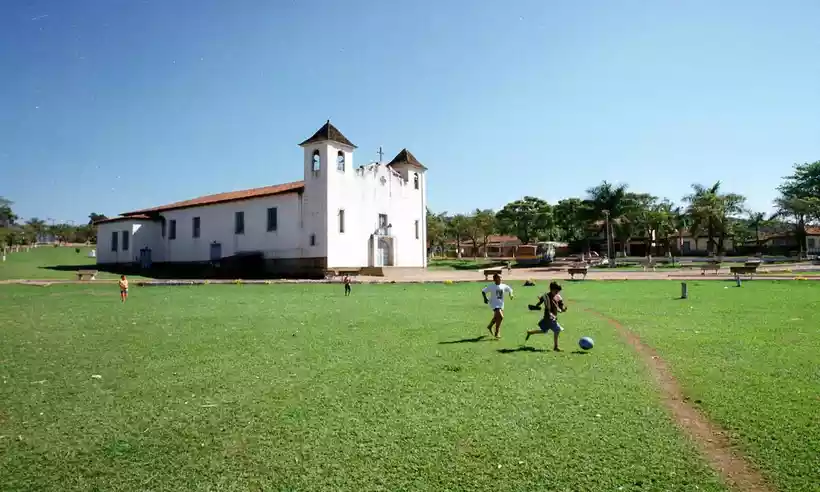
[158,193,304,263]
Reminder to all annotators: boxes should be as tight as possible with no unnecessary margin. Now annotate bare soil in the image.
[582,307,774,492]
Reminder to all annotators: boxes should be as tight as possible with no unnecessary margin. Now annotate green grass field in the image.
[0,246,105,280]
[1,281,817,491]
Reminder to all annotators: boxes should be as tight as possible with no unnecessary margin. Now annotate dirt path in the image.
[582,307,774,492]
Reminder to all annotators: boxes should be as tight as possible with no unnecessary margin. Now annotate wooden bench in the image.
[730,265,758,279]
[76,270,98,281]
[700,262,721,275]
[483,268,503,280]
[567,266,588,280]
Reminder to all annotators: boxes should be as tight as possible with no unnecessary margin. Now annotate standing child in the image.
[525,281,567,351]
[343,275,352,296]
[119,275,129,303]
[481,274,514,339]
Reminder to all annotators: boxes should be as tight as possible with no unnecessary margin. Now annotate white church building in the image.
[95,121,428,276]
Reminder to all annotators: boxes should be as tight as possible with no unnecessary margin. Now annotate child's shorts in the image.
[538,317,563,333]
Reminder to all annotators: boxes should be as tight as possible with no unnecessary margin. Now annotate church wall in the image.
[157,192,304,263]
[325,162,426,268]
[96,219,157,264]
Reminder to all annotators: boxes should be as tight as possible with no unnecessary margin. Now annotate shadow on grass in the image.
[497,346,548,354]
[39,263,325,280]
[439,335,490,344]
[429,259,507,271]
[570,350,590,355]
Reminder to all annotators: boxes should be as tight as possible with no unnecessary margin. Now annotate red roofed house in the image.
[94,121,429,275]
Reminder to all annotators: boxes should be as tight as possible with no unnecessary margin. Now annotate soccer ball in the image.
[579,337,594,350]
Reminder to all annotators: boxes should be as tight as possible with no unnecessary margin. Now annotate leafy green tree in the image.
[553,198,587,243]
[730,220,754,252]
[0,197,17,227]
[446,214,469,258]
[425,209,447,256]
[773,161,820,254]
[463,209,497,257]
[496,196,553,244]
[88,213,108,225]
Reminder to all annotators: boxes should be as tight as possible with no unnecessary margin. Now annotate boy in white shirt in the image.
[481,274,514,339]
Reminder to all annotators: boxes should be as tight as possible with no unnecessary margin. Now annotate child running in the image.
[525,281,567,351]
[481,274,514,339]
[119,275,129,303]
[343,275,352,296]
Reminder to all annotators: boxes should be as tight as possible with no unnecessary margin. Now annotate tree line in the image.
[427,161,820,257]
[0,198,107,247]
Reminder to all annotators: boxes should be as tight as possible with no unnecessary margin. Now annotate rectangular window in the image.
[122,230,129,251]
[192,217,201,238]
[378,214,388,235]
[267,207,278,232]
[111,231,118,251]
[339,209,345,233]
[310,234,316,246]
[161,221,166,237]
[169,220,177,240]
[235,211,245,235]
[415,220,419,239]
[807,238,816,249]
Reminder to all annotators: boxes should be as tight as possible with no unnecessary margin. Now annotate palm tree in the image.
[25,218,46,244]
[583,182,636,258]
[682,182,745,255]
[746,211,767,251]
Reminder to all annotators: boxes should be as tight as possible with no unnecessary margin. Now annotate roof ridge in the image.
[121,181,305,216]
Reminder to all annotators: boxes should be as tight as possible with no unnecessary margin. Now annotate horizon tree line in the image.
[427,161,820,258]
[2,161,819,256]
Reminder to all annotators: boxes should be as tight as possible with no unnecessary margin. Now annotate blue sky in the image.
[2,0,819,223]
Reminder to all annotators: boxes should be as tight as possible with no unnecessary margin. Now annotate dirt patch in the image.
[582,307,774,492]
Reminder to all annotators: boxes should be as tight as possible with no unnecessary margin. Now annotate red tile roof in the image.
[442,235,522,246]
[122,181,305,216]
[94,214,154,224]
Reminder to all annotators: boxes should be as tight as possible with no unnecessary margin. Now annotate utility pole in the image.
[603,209,612,267]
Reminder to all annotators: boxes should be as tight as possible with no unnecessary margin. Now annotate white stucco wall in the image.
[155,192,305,263]
[301,141,427,269]
[96,220,157,264]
